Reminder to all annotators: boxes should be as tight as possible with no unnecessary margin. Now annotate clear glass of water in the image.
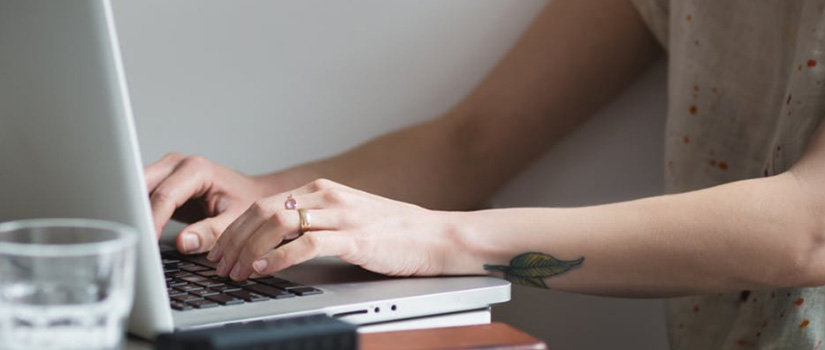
[0,219,137,350]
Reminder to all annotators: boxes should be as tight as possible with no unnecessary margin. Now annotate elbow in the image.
[788,228,825,287]
[785,169,825,287]
[768,179,825,288]
[746,172,825,288]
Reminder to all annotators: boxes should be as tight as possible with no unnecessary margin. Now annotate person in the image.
[144,0,825,348]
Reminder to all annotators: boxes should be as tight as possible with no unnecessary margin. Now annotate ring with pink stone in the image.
[284,194,297,210]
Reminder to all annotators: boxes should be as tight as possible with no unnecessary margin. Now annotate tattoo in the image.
[483,252,584,288]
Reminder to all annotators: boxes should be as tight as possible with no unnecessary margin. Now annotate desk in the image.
[128,322,546,350]
[127,309,493,350]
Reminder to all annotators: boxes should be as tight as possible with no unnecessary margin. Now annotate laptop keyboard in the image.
[161,251,323,311]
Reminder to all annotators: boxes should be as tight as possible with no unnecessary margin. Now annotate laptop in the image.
[0,0,510,340]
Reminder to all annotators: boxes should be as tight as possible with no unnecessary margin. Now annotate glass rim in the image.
[0,218,137,257]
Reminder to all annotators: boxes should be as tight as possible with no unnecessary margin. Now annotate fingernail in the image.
[181,233,200,253]
[216,258,227,275]
[229,264,241,280]
[253,259,268,274]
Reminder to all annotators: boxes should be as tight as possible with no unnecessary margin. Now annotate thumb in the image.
[176,213,237,254]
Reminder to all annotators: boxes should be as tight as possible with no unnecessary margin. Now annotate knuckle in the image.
[271,249,293,267]
[303,232,322,253]
[182,155,210,169]
[352,234,369,253]
[250,200,271,217]
[204,221,222,241]
[163,152,185,162]
[338,211,356,228]
[247,246,266,259]
[269,210,289,226]
[343,237,359,258]
[247,236,270,257]
[150,189,173,204]
[321,188,346,204]
[309,178,336,191]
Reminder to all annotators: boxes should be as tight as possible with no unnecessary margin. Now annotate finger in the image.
[143,152,185,193]
[149,162,209,237]
[207,186,316,262]
[247,231,353,277]
[176,212,239,254]
[211,207,269,276]
[228,210,342,280]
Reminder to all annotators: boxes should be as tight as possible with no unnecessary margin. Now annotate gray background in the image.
[113,1,669,348]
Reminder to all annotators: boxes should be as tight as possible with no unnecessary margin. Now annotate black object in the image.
[160,249,323,311]
[154,314,358,350]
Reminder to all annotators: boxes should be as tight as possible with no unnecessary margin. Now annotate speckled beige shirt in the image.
[630,0,825,348]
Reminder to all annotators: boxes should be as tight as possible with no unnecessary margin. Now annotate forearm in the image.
[258,117,483,210]
[257,0,660,209]
[447,173,824,297]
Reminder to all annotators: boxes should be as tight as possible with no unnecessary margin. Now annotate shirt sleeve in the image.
[629,0,670,50]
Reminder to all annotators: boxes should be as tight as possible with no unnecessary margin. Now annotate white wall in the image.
[113,1,668,348]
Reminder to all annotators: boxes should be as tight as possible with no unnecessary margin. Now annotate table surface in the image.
[127,322,546,350]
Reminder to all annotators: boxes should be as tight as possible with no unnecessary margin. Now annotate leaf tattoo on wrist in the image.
[483,252,584,288]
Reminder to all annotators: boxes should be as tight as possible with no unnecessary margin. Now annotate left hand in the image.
[206,179,460,281]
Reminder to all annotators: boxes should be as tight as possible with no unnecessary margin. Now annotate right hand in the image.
[144,153,269,254]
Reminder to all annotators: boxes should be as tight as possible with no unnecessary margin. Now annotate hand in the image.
[144,153,269,254]
[207,179,458,281]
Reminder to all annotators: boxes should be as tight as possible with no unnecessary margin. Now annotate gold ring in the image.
[298,208,311,233]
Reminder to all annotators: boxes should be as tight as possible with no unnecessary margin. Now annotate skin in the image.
[146,0,825,297]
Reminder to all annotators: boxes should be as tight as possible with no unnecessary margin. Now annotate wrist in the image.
[436,210,497,275]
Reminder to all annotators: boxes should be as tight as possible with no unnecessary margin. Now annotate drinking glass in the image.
[0,219,137,350]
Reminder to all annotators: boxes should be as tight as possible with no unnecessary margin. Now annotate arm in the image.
[448,125,825,297]
[212,122,825,296]
[147,0,660,254]
[259,0,661,210]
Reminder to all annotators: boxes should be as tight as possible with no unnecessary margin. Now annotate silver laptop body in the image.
[0,0,510,340]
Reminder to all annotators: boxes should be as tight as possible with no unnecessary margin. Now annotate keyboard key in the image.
[233,280,257,287]
[174,284,204,293]
[161,251,182,259]
[212,277,256,287]
[253,277,290,286]
[172,294,203,303]
[244,284,295,299]
[209,276,237,284]
[183,254,216,268]
[170,301,192,311]
[163,267,180,273]
[228,290,269,302]
[180,275,209,284]
[194,269,218,277]
[181,265,210,273]
[190,289,219,298]
[167,288,187,298]
[166,279,187,287]
[186,299,219,309]
[255,277,305,290]
[255,277,302,289]
[206,294,244,306]
[211,284,241,293]
[169,271,193,278]
[194,279,224,288]
[290,287,323,296]
[162,258,180,265]
[281,283,307,291]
